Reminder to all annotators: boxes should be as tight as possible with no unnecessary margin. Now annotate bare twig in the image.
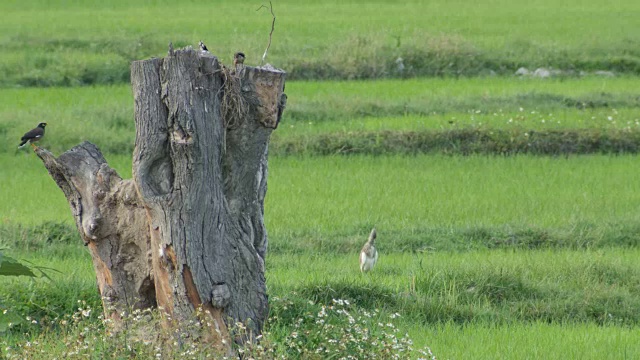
[256,1,276,66]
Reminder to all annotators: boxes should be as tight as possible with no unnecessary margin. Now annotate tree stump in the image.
[35,47,286,350]
[35,143,154,320]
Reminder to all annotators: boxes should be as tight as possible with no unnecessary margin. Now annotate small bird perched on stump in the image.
[233,52,245,71]
[18,122,47,149]
[360,228,378,273]
[199,40,209,52]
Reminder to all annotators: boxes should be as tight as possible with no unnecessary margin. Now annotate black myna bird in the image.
[19,122,47,149]
[199,40,209,52]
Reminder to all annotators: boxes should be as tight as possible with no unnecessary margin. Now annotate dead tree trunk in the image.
[34,143,154,321]
[36,47,286,348]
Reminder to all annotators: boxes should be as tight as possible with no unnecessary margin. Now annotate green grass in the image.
[424,322,640,360]
[3,248,640,358]
[1,0,639,85]
[0,86,135,155]
[0,154,131,225]
[266,155,640,243]
[279,111,640,135]
[0,251,97,322]
[283,76,640,122]
[2,77,640,156]
[3,154,640,243]
[1,0,636,50]
[3,154,640,358]
[3,0,640,358]
[268,249,640,326]
[288,77,640,107]
[3,153,640,253]
[2,79,639,357]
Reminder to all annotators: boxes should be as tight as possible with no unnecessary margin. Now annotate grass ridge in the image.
[272,128,640,156]
[2,34,640,87]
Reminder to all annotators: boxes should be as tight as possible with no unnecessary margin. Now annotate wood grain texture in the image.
[131,48,286,340]
[36,46,286,350]
[35,143,154,323]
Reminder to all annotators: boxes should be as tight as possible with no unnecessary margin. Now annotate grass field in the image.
[2,0,640,358]
[3,154,640,240]
[426,322,640,359]
[2,77,640,156]
[2,154,640,358]
[1,0,639,85]
[3,246,640,358]
[2,82,640,358]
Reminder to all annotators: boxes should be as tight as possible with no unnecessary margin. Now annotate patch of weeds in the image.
[269,297,436,359]
[2,298,436,359]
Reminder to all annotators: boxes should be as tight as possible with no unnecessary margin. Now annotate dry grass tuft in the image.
[220,67,249,130]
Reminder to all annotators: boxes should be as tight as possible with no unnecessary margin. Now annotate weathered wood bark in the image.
[36,47,286,349]
[35,143,154,321]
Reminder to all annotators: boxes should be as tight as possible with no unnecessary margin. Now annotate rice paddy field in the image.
[1,0,640,359]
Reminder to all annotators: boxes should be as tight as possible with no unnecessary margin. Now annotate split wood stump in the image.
[34,47,286,349]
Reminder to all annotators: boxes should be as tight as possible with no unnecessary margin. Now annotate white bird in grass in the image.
[359,228,378,273]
